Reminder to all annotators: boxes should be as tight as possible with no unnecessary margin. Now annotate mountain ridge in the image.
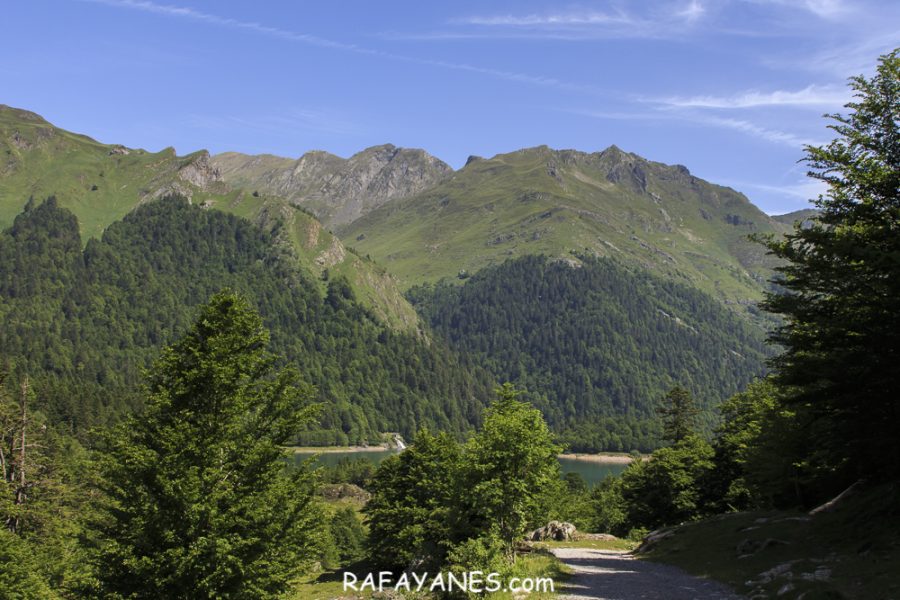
[340,143,791,316]
[212,143,453,227]
[0,104,420,331]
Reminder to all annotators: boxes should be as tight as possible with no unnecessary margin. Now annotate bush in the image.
[329,506,366,566]
[621,435,715,529]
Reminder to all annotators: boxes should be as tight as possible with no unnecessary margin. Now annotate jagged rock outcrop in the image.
[212,144,452,226]
[176,150,221,188]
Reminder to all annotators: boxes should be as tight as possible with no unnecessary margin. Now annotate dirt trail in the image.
[551,548,744,600]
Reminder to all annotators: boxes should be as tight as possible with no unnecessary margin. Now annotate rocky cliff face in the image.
[211,144,452,226]
[176,150,222,189]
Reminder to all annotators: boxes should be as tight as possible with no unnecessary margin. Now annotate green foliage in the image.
[366,386,561,571]
[547,474,595,532]
[364,429,462,569]
[657,385,699,444]
[409,254,769,451]
[759,49,900,485]
[446,530,511,582]
[643,482,900,600]
[328,506,366,566]
[0,528,58,600]
[590,476,630,536]
[0,196,494,444]
[95,292,325,599]
[592,436,715,536]
[458,384,563,555]
[0,372,95,596]
[319,457,377,488]
[620,435,715,530]
[0,106,423,332]
[706,379,809,510]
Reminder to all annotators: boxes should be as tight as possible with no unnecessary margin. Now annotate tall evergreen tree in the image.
[761,49,900,482]
[657,385,698,444]
[95,291,323,599]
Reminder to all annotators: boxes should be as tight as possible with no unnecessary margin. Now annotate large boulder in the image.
[529,521,577,541]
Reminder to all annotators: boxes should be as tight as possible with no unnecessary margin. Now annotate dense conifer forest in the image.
[0,196,494,444]
[0,196,771,452]
[408,255,770,451]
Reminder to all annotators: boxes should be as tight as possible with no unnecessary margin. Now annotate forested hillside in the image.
[0,196,494,443]
[409,255,770,451]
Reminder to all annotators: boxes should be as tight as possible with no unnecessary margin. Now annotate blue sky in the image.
[5,0,899,214]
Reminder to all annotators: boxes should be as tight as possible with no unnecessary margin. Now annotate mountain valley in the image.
[0,104,796,451]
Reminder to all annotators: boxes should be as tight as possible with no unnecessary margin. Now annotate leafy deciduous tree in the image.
[460,384,562,556]
[761,49,900,482]
[364,429,461,569]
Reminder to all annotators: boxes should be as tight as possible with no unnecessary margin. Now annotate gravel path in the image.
[550,548,744,600]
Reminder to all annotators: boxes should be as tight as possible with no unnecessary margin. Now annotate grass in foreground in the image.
[641,482,900,599]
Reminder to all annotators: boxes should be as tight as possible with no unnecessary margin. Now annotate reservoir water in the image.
[291,450,628,487]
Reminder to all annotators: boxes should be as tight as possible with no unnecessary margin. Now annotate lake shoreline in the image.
[288,446,641,464]
[557,453,640,464]
[287,445,398,454]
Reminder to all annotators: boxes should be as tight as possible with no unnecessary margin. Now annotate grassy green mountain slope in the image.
[341,145,790,312]
[219,196,419,330]
[212,144,452,227]
[771,208,819,226]
[0,104,229,239]
[0,105,418,331]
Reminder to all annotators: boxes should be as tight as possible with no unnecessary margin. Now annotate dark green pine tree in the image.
[96,291,324,599]
[657,385,698,444]
[760,49,900,482]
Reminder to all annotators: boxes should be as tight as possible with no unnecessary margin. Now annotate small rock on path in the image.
[551,548,744,600]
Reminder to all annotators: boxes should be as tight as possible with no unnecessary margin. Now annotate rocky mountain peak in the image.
[213,144,453,226]
[176,150,222,189]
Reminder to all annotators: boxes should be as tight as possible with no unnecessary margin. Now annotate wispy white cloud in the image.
[800,0,848,18]
[720,177,829,212]
[675,0,707,23]
[83,0,363,51]
[571,108,819,147]
[767,31,900,76]
[460,11,632,27]
[742,179,828,201]
[81,0,597,94]
[653,84,849,109]
[448,1,710,41]
[459,10,634,27]
[693,115,820,146]
[742,0,851,19]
